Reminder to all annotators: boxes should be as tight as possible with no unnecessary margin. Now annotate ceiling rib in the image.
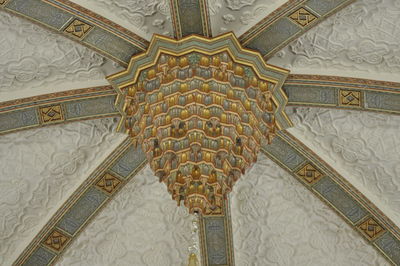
[239,0,356,60]
[170,0,212,39]
[0,86,119,136]
[0,0,148,66]
[262,130,400,265]
[14,138,147,266]
[284,74,400,115]
[200,199,235,266]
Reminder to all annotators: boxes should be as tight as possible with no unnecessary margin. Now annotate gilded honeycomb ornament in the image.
[108,33,291,215]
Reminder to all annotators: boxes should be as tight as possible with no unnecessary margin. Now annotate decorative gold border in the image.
[108,33,289,84]
[287,74,400,90]
[199,0,212,37]
[0,86,114,110]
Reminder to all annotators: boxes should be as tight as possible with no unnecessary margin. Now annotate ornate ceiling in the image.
[0,0,400,265]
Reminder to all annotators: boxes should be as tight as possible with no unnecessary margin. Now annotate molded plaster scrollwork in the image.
[287,107,400,226]
[83,0,172,37]
[58,166,193,266]
[269,0,400,76]
[207,0,286,36]
[231,154,389,265]
[0,118,122,266]
[0,11,118,95]
[226,0,256,10]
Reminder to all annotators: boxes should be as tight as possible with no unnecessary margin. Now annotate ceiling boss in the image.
[108,33,292,215]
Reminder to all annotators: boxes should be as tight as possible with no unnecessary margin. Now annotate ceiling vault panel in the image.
[268,0,400,83]
[0,10,121,102]
[0,0,149,66]
[206,0,288,37]
[239,0,355,59]
[262,131,400,265]
[284,75,400,115]
[65,0,174,41]
[14,138,147,265]
[169,0,212,39]
[0,86,119,136]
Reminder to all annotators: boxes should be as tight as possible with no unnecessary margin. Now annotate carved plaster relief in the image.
[0,11,120,101]
[287,107,400,228]
[69,0,173,40]
[231,154,389,265]
[207,0,287,36]
[58,165,192,266]
[0,118,124,265]
[268,0,400,82]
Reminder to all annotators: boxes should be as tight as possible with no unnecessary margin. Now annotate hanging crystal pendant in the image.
[188,253,199,266]
[187,212,200,266]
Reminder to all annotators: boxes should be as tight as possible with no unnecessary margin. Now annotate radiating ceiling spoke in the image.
[284,74,400,115]
[0,86,119,136]
[239,0,356,59]
[170,0,212,39]
[199,199,235,266]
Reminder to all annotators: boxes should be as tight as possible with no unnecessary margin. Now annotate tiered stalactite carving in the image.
[122,52,277,214]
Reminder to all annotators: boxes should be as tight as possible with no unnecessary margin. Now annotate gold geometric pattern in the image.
[39,105,64,124]
[296,163,323,184]
[358,217,385,240]
[339,89,362,107]
[118,51,278,214]
[64,19,93,39]
[289,7,317,27]
[43,229,70,252]
[96,173,122,194]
